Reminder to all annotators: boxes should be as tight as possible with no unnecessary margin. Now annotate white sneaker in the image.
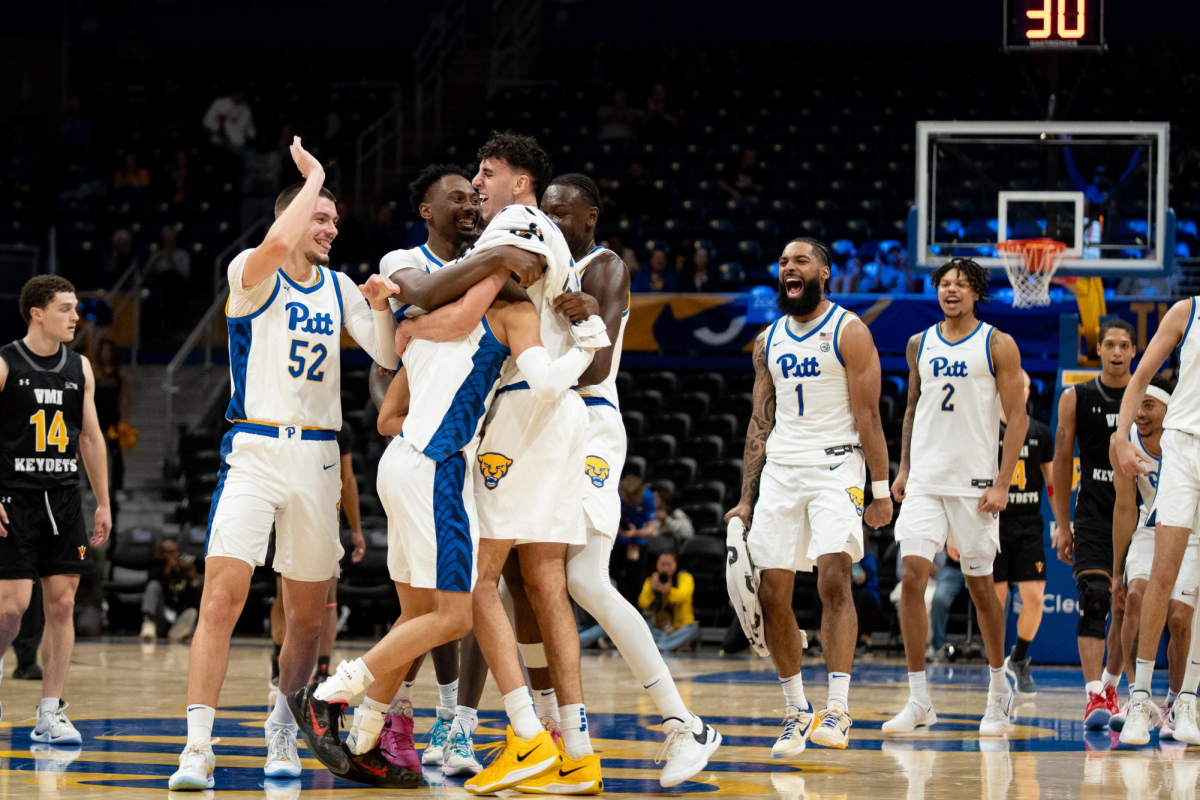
[979,691,1013,736]
[31,700,83,745]
[442,723,482,776]
[657,715,721,788]
[169,608,199,642]
[264,725,302,778]
[1118,696,1159,746]
[809,705,852,749]
[771,703,815,758]
[421,715,451,766]
[1169,694,1200,744]
[169,739,219,790]
[882,699,938,734]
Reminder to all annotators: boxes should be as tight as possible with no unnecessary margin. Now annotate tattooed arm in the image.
[724,329,776,527]
[890,332,924,502]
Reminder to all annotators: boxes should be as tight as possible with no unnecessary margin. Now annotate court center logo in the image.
[845,487,864,516]
[584,456,611,488]
[477,452,514,489]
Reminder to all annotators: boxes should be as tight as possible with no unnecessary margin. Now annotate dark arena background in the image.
[2,1,1200,797]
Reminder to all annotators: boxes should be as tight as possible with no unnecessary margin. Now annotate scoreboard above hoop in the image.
[1004,0,1105,52]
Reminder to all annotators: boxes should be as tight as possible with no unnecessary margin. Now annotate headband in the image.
[1146,386,1172,407]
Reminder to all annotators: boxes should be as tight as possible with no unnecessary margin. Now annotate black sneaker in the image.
[286,686,350,776]
[13,663,43,681]
[340,746,424,789]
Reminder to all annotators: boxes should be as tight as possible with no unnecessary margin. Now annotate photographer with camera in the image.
[638,552,700,652]
[139,538,202,643]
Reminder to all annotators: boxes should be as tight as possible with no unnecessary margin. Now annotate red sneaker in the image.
[379,712,421,772]
[1085,690,1113,730]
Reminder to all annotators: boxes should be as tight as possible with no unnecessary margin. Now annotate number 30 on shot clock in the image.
[1004,0,1104,51]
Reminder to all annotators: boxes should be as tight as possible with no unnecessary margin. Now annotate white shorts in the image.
[580,401,625,537]
[1125,526,1200,607]
[207,423,342,582]
[748,451,866,573]
[378,437,477,592]
[1153,430,1200,531]
[475,387,588,546]
[895,492,1000,577]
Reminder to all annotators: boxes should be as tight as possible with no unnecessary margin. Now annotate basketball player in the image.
[169,138,401,791]
[884,257,1026,737]
[1051,319,1135,729]
[993,370,1053,696]
[0,276,112,740]
[1110,375,1197,738]
[725,237,894,752]
[1112,297,1200,745]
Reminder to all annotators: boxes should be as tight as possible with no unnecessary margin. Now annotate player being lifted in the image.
[885,258,1026,737]
[169,138,401,791]
[725,237,893,753]
[1112,297,1200,746]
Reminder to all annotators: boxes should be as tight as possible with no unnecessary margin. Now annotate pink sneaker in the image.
[379,712,421,772]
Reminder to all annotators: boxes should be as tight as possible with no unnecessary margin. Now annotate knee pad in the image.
[1076,574,1111,639]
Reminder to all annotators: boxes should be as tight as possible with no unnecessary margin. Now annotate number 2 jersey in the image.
[0,341,86,490]
[909,320,1001,497]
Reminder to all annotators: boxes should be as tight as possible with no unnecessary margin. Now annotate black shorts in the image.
[995,519,1047,583]
[1072,524,1114,577]
[0,488,94,580]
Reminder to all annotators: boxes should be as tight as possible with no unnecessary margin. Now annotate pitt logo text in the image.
[930,357,968,377]
[286,302,335,336]
[777,353,821,379]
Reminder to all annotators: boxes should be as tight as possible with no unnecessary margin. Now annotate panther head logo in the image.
[845,487,864,517]
[584,456,610,488]
[477,452,514,490]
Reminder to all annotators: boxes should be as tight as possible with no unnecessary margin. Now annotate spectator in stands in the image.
[620,475,658,538]
[654,487,694,542]
[104,228,138,284]
[598,88,641,143]
[679,244,713,292]
[113,153,151,194]
[202,87,256,151]
[642,83,681,143]
[92,338,128,512]
[139,538,202,644]
[830,256,862,293]
[851,551,882,654]
[639,552,700,652]
[718,148,765,202]
[634,248,675,292]
[145,225,192,285]
[857,247,907,293]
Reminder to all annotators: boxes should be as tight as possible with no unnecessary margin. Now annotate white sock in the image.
[396,680,415,705]
[1185,660,1200,695]
[643,668,690,723]
[1133,658,1154,698]
[908,671,930,706]
[534,688,560,726]
[503,688,542,740]
[989,666,1009,695]
[827,672,850,711]
[454,705,479,737]
[1167,688,1179,706]
[267,690,295,730]
[559,703,593,759]
[437,680,458,720]
[1102,669,1122,690]
[186,704,216,747]
[39,697,60,716]
[1085,679,1103,698]
[780,672,807,711]
[313,657,374,703]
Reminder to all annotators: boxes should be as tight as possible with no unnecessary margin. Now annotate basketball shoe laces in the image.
[780,709,804,740]
[449,728,476,761]
[656,725,689,765]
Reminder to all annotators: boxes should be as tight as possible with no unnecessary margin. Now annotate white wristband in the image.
[871,480,889,498]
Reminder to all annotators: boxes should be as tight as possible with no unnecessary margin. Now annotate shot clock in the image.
[1004,0,1105,51]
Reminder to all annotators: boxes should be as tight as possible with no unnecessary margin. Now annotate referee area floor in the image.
[1,639,1196,798]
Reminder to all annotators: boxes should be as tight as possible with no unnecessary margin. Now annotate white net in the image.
[996,238,1066,308]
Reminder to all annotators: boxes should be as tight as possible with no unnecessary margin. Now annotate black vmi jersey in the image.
[1073,377,1125,532]
[0,340,86,490]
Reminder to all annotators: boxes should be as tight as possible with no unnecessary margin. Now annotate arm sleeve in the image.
[225,249,278,317]
[514,345,593,403]
[340,273,400,370]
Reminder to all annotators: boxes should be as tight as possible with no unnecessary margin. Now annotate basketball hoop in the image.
[996,238,1067,309]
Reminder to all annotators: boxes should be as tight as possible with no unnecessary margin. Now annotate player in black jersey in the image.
[993,370,1054,696]
[0,276,111,741]
[1051,318,1134,728]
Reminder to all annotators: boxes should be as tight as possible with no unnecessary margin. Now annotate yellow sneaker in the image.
[515,751,603,795]
[464,727,559,795]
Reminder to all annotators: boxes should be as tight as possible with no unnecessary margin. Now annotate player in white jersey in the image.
[724,238,894,753]
[1110,375,1198,738]
[170,139,400,791]
[1113,296,1200,744]
[884,258,1027,738]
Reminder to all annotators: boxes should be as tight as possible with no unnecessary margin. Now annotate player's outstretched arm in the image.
[891,332,923,503]
[725,330,775,527]
[982,331,1027,514]
[392,246,545,312]
[1050,387,1077,563]
[399,272,510,345]
[500,300,602,403]
[377,366,411,438]
[841,318,893,529]
[78,357,112,545]
[241,137,325,288]
[555,253,630,387]
[1114,299,1191,476]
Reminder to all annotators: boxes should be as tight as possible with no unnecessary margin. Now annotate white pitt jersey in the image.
[762,303,860,466]
[1164,297,1200,436]
[1131,429,1162,528]
[909,320,1002,497]
[380,244,449,320]
[574,246,629,410]
[401,318,510,461]
[225,250,352,431]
